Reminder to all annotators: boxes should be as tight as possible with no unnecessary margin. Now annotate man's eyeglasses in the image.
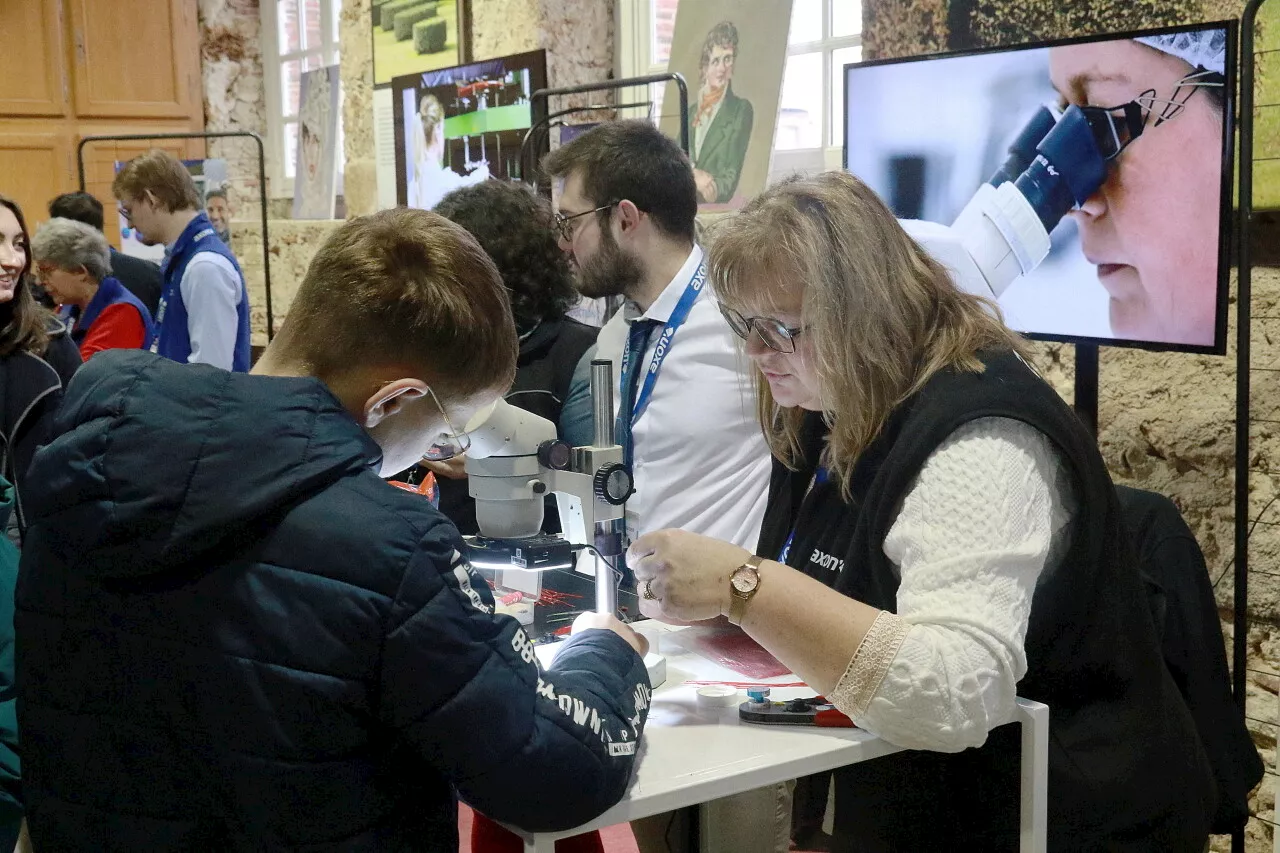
[554,202,617,242]
[420,385,471,462]
[719,304,805,354]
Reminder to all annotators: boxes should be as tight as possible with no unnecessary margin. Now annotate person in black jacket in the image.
[625,171,1214,851]
[15,207,652,851]
[1116,485,1264,835]
[0,195,80,543]
[48,191,163,316]
[426,180,598,535]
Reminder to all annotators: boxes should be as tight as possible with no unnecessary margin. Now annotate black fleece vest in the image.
[757,351,1215,852]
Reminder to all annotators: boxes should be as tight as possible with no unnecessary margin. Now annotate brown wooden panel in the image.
[0,123,75,231]
[0,0,68,117]
[68,0,201,121]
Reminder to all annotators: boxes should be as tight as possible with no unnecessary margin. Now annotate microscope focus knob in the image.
[594,464,634,506]
[537,440,572,470]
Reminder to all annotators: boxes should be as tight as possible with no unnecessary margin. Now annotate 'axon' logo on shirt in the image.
[810,549,844,574]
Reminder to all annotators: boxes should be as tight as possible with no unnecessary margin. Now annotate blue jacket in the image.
[157,212,251,372]
[60,275,155,350]
[15,350,651,851]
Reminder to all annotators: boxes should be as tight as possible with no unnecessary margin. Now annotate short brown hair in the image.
[709,170,1028,500]
[274,207,517,402]
[111,149,201,212]
[542,120,697,242]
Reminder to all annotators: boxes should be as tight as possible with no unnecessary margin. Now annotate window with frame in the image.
[260,0,344,197]
[620,0,862,177]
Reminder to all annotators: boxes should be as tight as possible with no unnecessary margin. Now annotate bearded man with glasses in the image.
[544,121,781,853]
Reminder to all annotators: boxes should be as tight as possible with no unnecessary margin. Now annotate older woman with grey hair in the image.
[31,217,153,360]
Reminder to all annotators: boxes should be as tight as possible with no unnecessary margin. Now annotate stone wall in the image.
[341,0,614,216]
[236,218,342,345]
[865,3,1277,849]
[198,0,330,344]
[340,0,377,218]
[217,0,617,341]
[198,0,268,207]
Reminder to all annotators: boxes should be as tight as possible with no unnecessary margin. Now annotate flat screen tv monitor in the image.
[392,48,548,210]
[843,22,1236,354]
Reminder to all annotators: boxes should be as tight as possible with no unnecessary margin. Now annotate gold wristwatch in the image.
[727,555,764,626]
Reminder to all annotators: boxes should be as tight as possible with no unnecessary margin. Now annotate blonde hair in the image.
[708,170,1029,499]
[419,94,444,142]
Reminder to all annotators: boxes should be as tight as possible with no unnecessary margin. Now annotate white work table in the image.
[511,621,1049,853]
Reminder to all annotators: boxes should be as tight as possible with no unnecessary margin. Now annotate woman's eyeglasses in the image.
[719,304,805,354]
[1079,69,1225,161]
[420,385,471,462]
[553,202,618,242]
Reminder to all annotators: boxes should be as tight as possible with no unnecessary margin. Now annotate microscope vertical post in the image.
[590,360,619,615]
[591,360,613,448]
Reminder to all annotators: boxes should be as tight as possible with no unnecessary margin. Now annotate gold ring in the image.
[642,579,657,601]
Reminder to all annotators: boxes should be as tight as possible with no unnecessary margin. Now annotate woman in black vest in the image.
[627,171,1214,851]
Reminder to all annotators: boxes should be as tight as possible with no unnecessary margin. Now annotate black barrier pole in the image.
[78,131,275,342]
[1234,4,1264,851]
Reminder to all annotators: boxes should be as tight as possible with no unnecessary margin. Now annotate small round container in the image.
[696,684,740,707]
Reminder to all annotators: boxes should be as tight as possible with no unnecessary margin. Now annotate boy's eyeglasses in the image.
[420,385,471,462]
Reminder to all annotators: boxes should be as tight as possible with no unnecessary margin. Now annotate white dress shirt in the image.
[179,252,243,371]
[596,246,771,551]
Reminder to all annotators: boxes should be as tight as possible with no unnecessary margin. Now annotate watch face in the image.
[731,565,758,594]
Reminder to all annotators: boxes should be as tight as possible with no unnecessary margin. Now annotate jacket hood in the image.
[27,350,382,579]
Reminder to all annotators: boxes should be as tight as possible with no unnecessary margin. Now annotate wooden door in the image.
[0,0,69,117]
[67,0,201,121]
[0,125,74,229]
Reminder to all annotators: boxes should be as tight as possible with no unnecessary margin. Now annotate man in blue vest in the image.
[112,150,251,372]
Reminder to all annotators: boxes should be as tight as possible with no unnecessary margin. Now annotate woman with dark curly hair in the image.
[0,195,80,543]
[428,180,606,853]
[426,181,598,536]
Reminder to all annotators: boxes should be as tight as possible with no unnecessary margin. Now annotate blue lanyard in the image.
[778,466,829,563]
[617,260,706,465]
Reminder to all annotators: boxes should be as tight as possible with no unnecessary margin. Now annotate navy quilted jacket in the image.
[15,351,651,851]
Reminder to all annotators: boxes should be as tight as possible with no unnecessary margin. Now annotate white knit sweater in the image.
[828,417,1074,752]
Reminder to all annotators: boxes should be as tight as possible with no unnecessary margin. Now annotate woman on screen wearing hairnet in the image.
[1049,29,1227,347]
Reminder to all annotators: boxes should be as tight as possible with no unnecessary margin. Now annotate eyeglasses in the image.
[1079,69,1225,161]
[719,304,805,354]
[420,385,471,462]
[554,202,617,242]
